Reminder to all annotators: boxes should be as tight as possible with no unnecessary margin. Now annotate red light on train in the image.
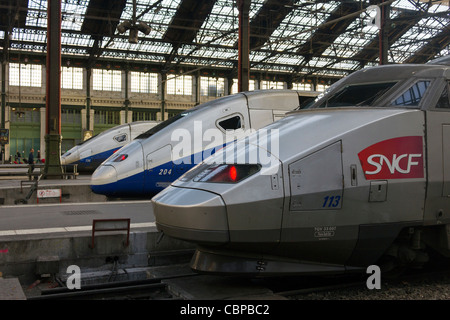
[229,166,237,181]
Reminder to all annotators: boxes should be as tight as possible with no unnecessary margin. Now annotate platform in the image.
[0,171,106,205]
[0,173,196,299]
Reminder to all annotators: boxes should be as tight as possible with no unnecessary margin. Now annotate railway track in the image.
[28,273,198,300]
[26,258,450,300]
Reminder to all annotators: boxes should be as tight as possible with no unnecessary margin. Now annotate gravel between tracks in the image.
[292,273,450,300]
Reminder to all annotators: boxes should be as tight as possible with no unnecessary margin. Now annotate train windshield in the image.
[309,81,398,109]
[135,109,199,140]
[75,133,99,146]
[74,123,130,147]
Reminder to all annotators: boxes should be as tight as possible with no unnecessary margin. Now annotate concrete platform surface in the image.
[0,174,107,205]
[0,177,196,285]
[0,200,155,236]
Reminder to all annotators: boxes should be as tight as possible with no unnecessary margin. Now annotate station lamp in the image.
[117,20,151,44]
[366,5,381,29]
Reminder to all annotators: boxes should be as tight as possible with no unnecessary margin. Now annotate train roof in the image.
[244,89,315,111]
[291,60,450,112]
[135,90,305,140]
[427,55,450,66]
[349,63,449,82]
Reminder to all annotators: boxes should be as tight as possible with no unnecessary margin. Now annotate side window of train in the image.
[392,80,431,107]
[436,81,450,109]
[113,134,127,143]
[218,115,242,131]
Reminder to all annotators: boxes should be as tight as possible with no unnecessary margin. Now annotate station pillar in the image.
[43,0,63,178]
[237,0,250,92]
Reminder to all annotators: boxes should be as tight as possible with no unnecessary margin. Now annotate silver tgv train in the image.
[152,56,450,276]
[61,121,159,172]
[90,90,318,197]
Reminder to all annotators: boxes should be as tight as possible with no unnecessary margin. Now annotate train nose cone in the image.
[61,149,79,166]
[152,186,229,244]
[90,165,118,195]
[61,152,74,165]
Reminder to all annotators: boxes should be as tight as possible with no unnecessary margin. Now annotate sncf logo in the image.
[358,136,424,180]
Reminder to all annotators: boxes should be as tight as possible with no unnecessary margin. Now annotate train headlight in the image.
[192,164,261,183]
[113,154,128,162]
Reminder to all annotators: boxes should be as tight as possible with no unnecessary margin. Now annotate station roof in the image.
[0,0,449,83]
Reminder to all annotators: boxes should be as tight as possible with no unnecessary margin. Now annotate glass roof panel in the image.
[26,0,47,28]
[388,1,450,63]
[196,0,238,47]
[2,0,447,79]
[61,0,88,31]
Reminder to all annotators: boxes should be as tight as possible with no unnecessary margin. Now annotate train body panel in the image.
[152,60,450,276]
[423,111,450,225]
[91,90,312,197]
[278,109,427,266]
[61,121,158,172]
[161,108,427,265]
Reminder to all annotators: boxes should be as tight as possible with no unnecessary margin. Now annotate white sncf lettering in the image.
[365,153,422,175]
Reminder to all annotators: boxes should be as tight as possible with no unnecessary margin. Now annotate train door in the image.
[443,125,450,196]
[424,79,450,224]
[280,141,355,265]
[200,97,250,166]
[144,144,173,193]
[216,95,250,139]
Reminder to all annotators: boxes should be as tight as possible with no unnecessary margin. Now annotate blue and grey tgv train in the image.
[90,89,318,197]
[61,121,159,172]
